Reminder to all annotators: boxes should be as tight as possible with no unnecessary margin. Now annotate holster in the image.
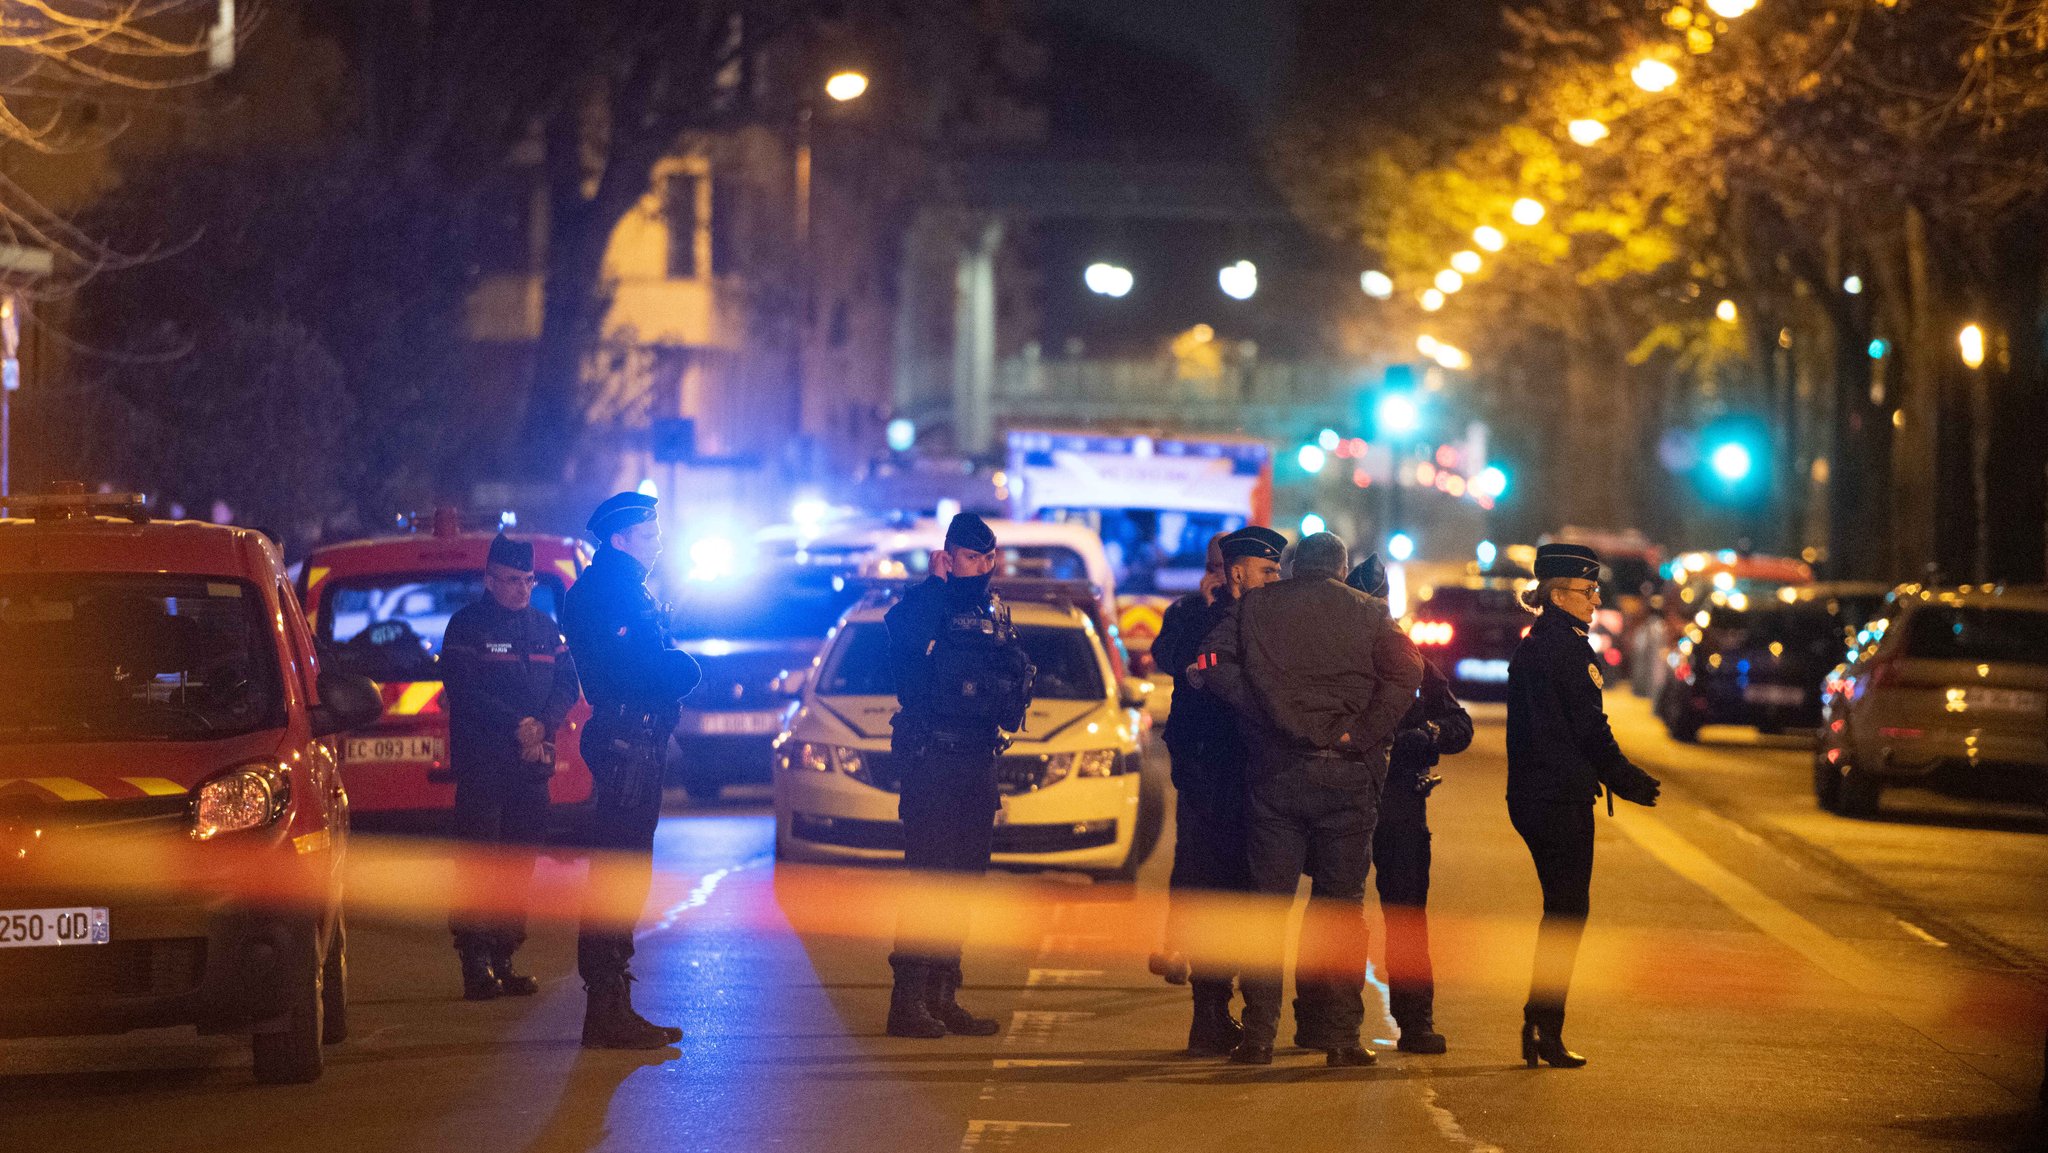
[587,706,665,811]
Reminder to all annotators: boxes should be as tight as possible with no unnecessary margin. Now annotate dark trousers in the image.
[448,770,551,955]
[892,747,998,968]
[1240,757,1384,1049]
[576,733,665,983]
[1165,771,1251,998]
[1508,799,1596,1023]
[1372,777,1434,1026]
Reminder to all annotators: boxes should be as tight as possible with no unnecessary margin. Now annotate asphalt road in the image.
[2,690,2044,1152]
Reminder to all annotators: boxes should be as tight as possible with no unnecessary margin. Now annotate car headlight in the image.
[790,742,868,778]
[191,762,292,841]
[1072,749,1119,777]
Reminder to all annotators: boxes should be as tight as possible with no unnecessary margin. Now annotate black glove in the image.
[1391,722,1439,767]
[1608,764,1661,807]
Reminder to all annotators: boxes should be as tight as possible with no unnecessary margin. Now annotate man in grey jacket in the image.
[1193,532,1424,1066]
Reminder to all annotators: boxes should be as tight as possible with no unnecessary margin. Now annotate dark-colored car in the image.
[666,563,869,800]
[1403,578,1531,700]
[1657,581,1891,742]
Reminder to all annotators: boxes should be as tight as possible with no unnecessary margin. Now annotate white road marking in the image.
[1895,918,1950,948]
[959,1120,1072,1151]
[1025,968,1105,986]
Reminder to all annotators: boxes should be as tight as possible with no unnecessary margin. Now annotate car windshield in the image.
[1038,509,1242,597]
[820,622,1109,701]
[1418,586,1524,616]
[1900,605,2048,664]
[0,574,285,744]
[671,566,866,641]
[317,571,562,682]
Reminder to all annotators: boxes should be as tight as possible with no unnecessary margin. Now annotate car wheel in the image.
[252,922,325,1085]
[320,913,348,1046]
[1660,687,1701,744]
[1837,759,1883,818]
[1812,749,1842,813]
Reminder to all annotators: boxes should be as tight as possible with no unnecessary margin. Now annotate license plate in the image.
[1743,683,1806,706]
[345,736,442,763]
[1962,688,2045,713]
[692,710,783,736]
[0,907,109,948]
[1455,658,1511,684]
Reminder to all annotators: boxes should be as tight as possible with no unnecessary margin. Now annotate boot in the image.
[885,957,947,1039]
[460,948,500,1002]
[1521,1005,1586,1069]
[1325,1045,1378,1067]
[1391,989,1445,1053]
[927,963,1001,1037]
[1185,984,1243,1057]
[618,972,684,1044]
[1226,1039,1274,1065]
[492,949,540,997]
[580,974,677,1050]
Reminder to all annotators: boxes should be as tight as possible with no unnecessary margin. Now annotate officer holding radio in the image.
[882,512,1035,1039]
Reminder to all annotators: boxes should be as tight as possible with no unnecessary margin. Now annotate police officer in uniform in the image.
[882,513,1034,1039]
[561,491,701,1049]
[1506,543,1661,1067]
[443,534,581,1000]
[1346,554,1472,1054]
[1149,526,1286,1055]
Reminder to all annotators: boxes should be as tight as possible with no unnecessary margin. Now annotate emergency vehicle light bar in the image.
[0,486,150,523]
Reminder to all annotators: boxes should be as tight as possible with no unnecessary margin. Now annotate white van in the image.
[792,518,1117,606]
[772,594,1150,878]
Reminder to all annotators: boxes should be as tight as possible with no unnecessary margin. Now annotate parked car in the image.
[772,582,1154,879]
[1631,551,1814,701]
[0,487,381,1083]
[299,509,594,825]
[1815,584,2048,816]
[1402,577,1533,700]
[1657,581,1891,741]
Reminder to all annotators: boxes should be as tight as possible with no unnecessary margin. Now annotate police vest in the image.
[929,599,1035,732]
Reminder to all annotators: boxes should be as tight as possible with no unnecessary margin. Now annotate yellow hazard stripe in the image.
[120,777,189,797]
[307,565,331,592]
[19,778,109,801]
[555,558,578,584]
[390,682,442,715]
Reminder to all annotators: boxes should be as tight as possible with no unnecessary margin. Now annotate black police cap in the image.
[943,512,998,553]
[1534,542,1601,580]
[587,491,658,543]
[1346,553,1390,599]
[1220,526,1286,562]
[486,533,534,572]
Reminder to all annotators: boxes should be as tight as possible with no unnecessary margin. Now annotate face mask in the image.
[946,570,993,604]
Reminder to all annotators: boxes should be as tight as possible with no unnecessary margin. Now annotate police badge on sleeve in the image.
[1588,662,1605,690]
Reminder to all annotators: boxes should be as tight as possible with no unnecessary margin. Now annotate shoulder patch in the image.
[1588,662,1605,690]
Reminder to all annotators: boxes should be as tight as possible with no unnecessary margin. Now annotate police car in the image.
[772,583,1154,879]
[0,486,381,1083]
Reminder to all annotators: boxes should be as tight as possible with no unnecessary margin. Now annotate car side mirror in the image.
[1117,676,1153,710]
[771,666,812,699]
[311,670,383,737]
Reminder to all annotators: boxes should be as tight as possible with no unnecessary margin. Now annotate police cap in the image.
[486,533,534,572]
[1534,542,1601,580]
[943,512,998,553]
[587,491,658,543]
[1346,553,1390,599]
[1220,526,1287,562]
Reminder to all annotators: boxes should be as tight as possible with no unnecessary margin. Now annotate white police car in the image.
[772,590,1151,879]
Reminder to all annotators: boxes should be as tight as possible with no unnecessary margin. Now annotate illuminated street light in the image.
[1843,275,1863,295]
[1632,58,1679,93]
[1419,288,1445,312]
[1511,197,1546,226]
[1388,532,1416,562]
[1716,299,1738,323]
[1431,343,1472,370]
[1376,392,1421,438]
[1710,442,1753,483]
[1567,118,1610,146]
[1219,259,1258,300]
[1473,466,1510,501]
[1361,269,1395,299]
[1959,323,1986,369]
[1473,225,1506,252]
[1435,269,1465,294]
[1083,262,1133,298]
[1301,513,1327,536]
[1298,444,1328,474]
[1450,250,1482,275]
[1706,0,1757,16]
[824,71,870,102]
[1417,334,1441,356]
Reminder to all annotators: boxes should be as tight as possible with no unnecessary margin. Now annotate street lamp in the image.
[1472,225,1506,252]
[1716,299,1739,323]
[1567,118,1609,146]
[1084,262,1133,297]
[1434,269,1464,294]
[1419,288,1445,312]
[1959,323,1986,369]
[1219,259,1258,300]
[1511,197,1546,226]
[1632,58,1679,93]
[1450,250,1482,275]
[825,70,869,102]
[1361,269,1395,299]
[1705,0,1757,17]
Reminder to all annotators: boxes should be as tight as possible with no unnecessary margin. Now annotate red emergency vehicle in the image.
[299,510,594,821]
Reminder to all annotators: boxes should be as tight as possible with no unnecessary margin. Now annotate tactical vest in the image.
[929,597,1035,732]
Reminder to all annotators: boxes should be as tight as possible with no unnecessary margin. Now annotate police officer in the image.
[1507,542,1661,1068]
[1346,554,1472,1054]
[1197,532,1423,1066]
[561,491,701,1049]
[882,512,1034,1039]
[1150,526,1286,1056]
[443,534,581,1001]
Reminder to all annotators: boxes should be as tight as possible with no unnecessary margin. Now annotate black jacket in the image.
[1154,589,1243,793]
[1506,606,1657,805]
[882,575,1007,746]
[441,597,580,776]
[1391,659,1474,779]
[1199,576,1424,769]
[561,546,699,719]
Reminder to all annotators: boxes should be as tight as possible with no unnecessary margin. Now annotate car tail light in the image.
[1879,726,1925,739]
[1603,648,1623,666]
[1408,620,1454,646]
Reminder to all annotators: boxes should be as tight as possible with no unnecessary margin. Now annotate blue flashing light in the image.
[1388,531,1416,562]
[1709,442,1753,483]
[886,418,917,453]
[1868,338,1888,360]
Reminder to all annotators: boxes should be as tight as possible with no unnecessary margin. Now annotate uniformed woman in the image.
[1505,543,1661,1067]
